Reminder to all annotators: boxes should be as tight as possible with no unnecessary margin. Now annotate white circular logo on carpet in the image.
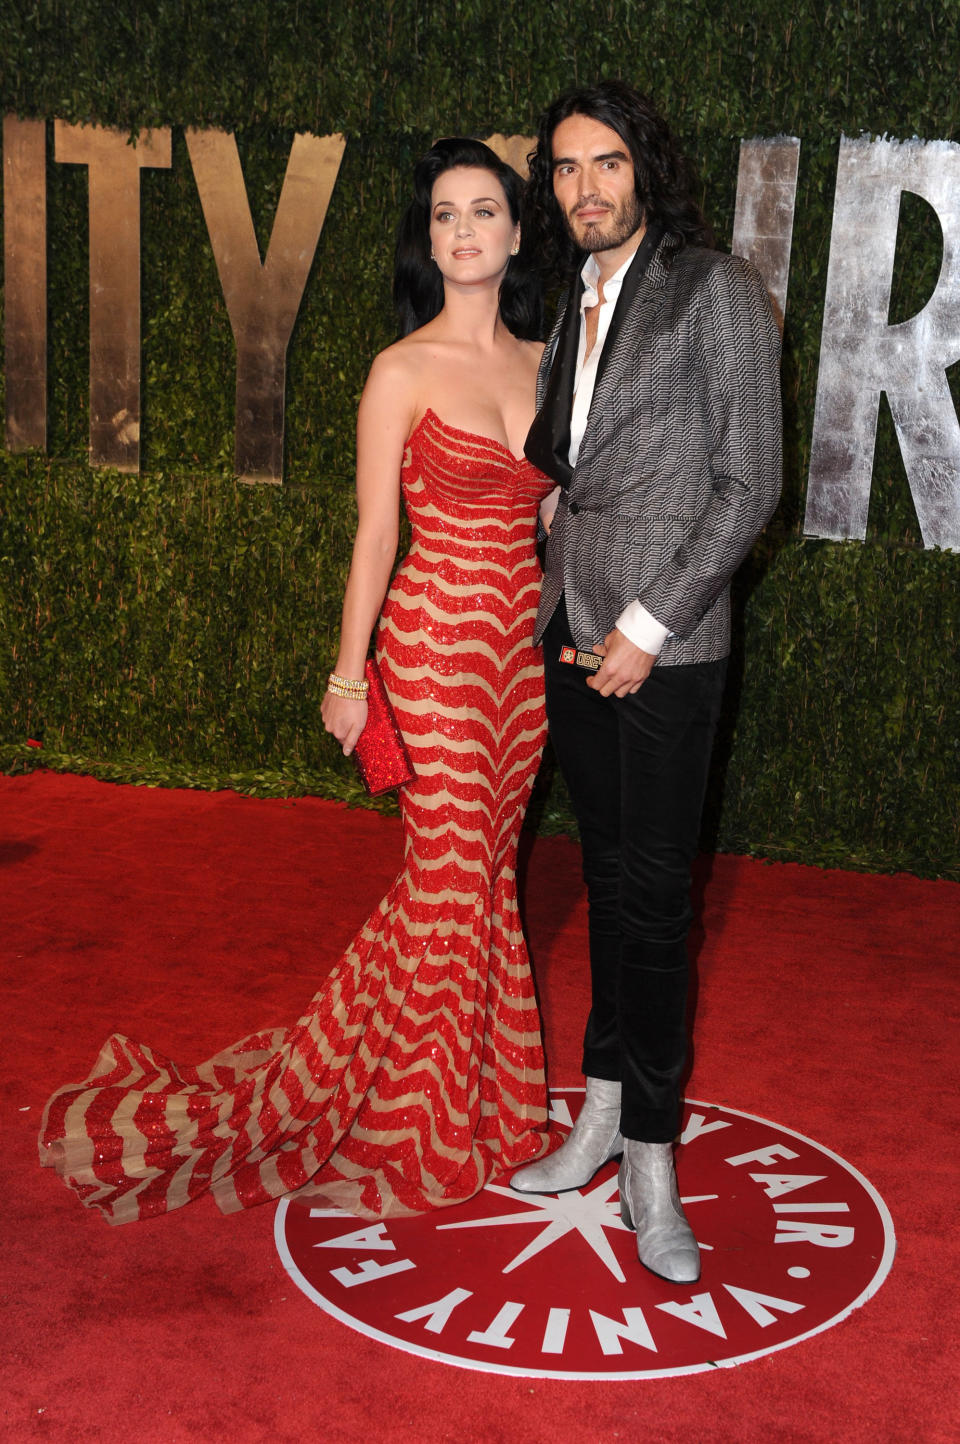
[274,1093,895,1378]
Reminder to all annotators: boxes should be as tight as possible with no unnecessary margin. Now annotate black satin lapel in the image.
[523,275,584,486]
[592,220,664,396]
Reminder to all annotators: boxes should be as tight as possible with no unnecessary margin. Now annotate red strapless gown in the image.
[39,410,557,1223]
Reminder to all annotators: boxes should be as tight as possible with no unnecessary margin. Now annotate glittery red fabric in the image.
[352,657,415,795]
[39,410,557,1223]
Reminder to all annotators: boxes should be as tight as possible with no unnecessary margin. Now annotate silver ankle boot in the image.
[510,1077,623,1193]
[618,1139,700,1283]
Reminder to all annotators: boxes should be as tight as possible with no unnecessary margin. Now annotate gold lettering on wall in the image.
[185,128,346,483]
[54,121,172,472]
[483,134,535,179]
[3,116,47,451]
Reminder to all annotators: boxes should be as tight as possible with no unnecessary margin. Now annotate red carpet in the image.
[1,771,957,1441]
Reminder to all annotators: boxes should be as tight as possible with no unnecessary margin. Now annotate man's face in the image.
[550,113,644,254]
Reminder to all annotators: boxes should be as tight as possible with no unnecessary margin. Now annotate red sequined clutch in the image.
[353,657,416,796]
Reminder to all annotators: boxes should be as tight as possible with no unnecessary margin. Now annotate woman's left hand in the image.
[539,485,561,534]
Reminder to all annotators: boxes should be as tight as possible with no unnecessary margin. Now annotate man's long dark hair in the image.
[393,137,543,339]
[525,80,713,280]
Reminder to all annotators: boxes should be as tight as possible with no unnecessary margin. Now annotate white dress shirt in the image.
[570,251,670,657]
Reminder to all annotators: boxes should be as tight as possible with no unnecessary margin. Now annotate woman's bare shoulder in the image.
[361,337,425,406]
[369,334,419,376]
[367,329,445,389]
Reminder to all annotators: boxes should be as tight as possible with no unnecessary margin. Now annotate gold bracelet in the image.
[327,671,369,699]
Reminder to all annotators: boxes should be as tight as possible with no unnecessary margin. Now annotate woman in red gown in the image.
[40,139,557,1223]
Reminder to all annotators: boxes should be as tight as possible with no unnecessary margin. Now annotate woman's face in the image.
[428,167,519,287]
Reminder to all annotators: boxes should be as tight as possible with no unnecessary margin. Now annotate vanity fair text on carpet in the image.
[276,1102,895,1379]
[4,117,960,550]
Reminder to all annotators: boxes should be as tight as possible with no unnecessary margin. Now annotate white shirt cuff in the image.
[615,600,670,655]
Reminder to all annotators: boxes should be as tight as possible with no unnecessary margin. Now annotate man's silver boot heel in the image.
[509,1077,623,1193]
[618,1139,700,1283]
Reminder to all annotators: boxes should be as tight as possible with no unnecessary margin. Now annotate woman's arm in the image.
[321,351,417,755]
[539,484,561,534]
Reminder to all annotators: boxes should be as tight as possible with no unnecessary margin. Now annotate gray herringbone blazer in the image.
[533,233,783,665]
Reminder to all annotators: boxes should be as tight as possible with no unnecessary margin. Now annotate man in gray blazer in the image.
[510,81,782,1285]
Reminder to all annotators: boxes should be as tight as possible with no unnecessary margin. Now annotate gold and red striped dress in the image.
[39,410,556,1223]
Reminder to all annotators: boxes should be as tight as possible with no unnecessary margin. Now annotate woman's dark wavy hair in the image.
[524,80,713,280]
[393,137,543,339]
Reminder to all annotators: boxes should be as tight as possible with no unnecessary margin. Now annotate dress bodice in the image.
[401,409,553,536]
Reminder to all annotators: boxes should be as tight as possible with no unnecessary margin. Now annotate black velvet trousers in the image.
[543,598,727,1142]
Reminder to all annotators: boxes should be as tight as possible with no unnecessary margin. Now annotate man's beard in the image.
[563,190,645,253]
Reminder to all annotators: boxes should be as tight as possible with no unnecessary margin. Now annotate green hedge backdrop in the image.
[1,2,957,878]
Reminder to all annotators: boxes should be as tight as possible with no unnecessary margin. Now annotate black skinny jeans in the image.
[543,598,727,1142]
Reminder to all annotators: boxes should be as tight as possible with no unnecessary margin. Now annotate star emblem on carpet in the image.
[436,1178,718,1283]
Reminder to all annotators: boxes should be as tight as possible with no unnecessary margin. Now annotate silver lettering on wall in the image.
[806,135,960,550]
[731,136,801,330]
[54,121,172,472]
[3,116,47,451]
[185,128,346,483]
